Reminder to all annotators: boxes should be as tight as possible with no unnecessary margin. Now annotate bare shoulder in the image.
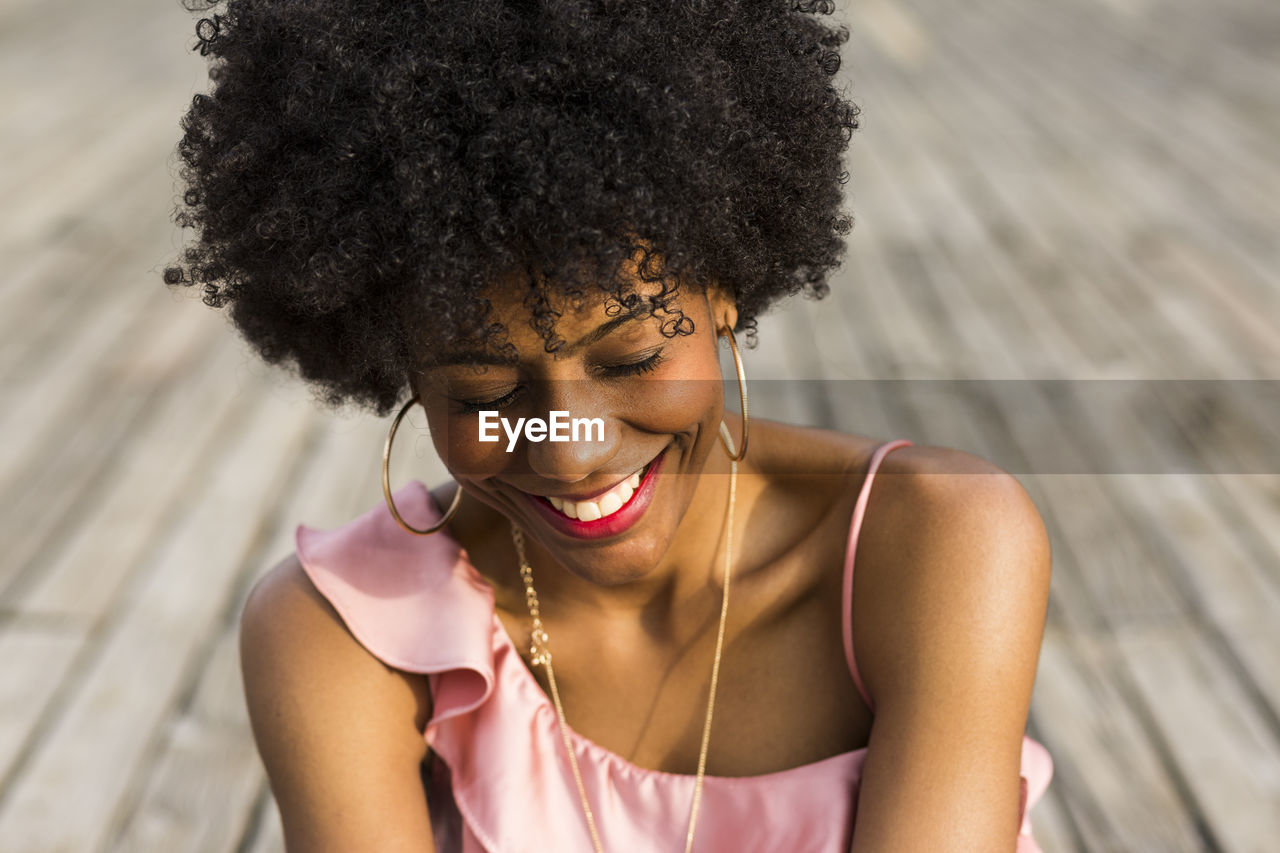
[845,443,1052,847]
[239,554,436,851]
[857,440,1052,590]
[852,441,1053,669]
[241,552,434,735]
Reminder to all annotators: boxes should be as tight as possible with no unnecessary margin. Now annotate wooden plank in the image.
[1116,623,1280,851]
[0,0,47,30]
[0,83,195,264]
[850,47,1197,375]
[0,252,177,499]
[1129,232,1280,374]
[0,382,316,851]
[1026,782,1083,853]
[8,332,250,617]
[856,0,933,70]
[0,619,87,787]
[242,793,285,853]
[0,0,204,255]
[981,0,1280,229]
[851,102,1192,626]
[1029,625,1205,851]
[912,0,1280,376]
[0,293,224,599]
[1109,470,1280,691]
[105,635,263,853]
[796,260,901,441]
[0,152,187,380]
[110,411,400,852]
[750,309,834,428]
[110,717,262,853]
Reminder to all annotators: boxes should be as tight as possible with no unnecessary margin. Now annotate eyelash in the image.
[453,350,666,414]
[600,350,665,377]
[456,389,519,415]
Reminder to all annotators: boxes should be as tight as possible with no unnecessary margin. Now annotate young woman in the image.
[166,1,1054,850]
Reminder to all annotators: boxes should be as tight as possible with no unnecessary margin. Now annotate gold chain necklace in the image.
[509,456,737,853]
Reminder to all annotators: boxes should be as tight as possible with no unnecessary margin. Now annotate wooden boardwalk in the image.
[2,0,1277,849]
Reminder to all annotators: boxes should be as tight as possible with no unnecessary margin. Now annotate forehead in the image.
[417,268,692,369]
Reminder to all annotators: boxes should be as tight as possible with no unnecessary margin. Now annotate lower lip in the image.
[521,450,666,540]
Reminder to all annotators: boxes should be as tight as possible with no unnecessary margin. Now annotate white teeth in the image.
[544,462,648,522]
[598,492,623,516]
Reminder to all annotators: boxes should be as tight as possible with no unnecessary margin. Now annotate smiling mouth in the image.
[524,458,656,522]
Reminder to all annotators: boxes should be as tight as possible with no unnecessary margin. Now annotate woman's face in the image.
[411,270,738,587]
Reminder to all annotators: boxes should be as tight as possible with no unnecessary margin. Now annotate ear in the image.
[703,281,739,334]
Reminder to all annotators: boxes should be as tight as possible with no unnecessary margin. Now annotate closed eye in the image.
[453,387,520,414]
[600,350,665,377]
[452,349,664,412]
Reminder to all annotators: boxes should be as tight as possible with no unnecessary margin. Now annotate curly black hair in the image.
[164,0,859,416]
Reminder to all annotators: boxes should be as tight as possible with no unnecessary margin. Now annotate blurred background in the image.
[2,0,1278,850]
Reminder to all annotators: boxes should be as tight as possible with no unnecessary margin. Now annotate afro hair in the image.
[164,0,860,416]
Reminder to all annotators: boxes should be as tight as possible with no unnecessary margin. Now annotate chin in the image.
[544,503,682,585]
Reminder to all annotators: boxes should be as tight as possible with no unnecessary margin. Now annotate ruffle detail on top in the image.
[295,481,495,729]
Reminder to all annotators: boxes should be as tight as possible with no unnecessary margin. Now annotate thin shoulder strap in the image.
[841,439,914,714]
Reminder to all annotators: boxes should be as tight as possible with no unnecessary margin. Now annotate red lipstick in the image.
[520,449,665,540]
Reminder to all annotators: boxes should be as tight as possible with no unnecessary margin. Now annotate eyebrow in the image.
[432,306,647,367]
[567,308,645,352]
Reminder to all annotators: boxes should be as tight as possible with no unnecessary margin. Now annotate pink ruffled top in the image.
[295,439,1054,852]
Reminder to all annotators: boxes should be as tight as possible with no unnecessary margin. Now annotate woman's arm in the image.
[240,554,437,853]
[849,449,1052,852]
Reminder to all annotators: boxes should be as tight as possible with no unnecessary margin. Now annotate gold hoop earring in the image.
[382,397,461,535]
[718,326,749,462]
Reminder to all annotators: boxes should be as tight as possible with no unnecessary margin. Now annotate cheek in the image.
[623,377,722,434]
[421,407,510,479]
[622,349,725,435]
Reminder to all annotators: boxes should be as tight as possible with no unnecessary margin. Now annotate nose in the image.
[522,380,619,482]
